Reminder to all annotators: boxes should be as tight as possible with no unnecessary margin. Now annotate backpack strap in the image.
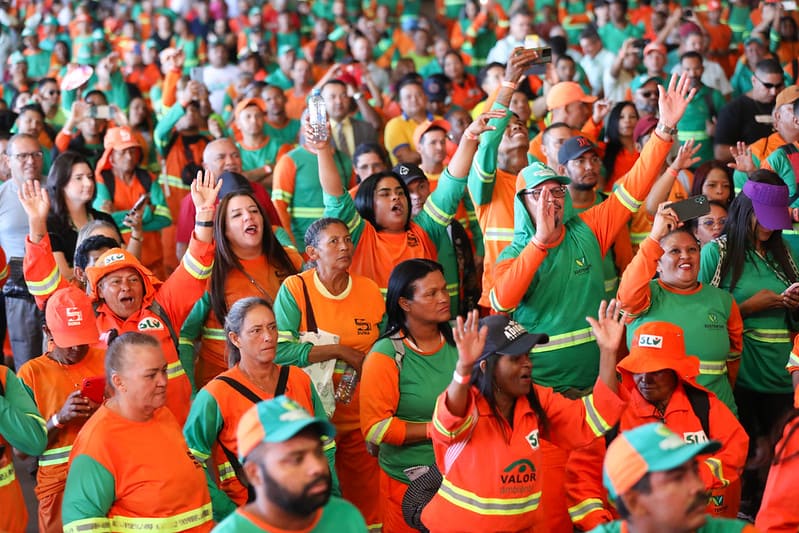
[390,335,405,372]
[147,301,179,355]
[214,375,262,403]
[684,384,711,440]
[101,169,116,200]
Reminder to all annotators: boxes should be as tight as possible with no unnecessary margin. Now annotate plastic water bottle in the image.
[308,89,328,142]
[335,365,358,404]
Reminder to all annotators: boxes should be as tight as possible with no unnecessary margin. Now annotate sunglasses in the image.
[637,90,657,98]
[754,75,784,90]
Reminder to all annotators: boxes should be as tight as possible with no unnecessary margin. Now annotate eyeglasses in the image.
[754,75,784,91]
[10,151,43,162]
[637,90,657,98]
[522,185,568,199]
[700,217,727,228]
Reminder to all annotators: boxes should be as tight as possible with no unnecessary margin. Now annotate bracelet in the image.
[665,167,679,178]
[452,369,472,385]
[463,130,479,141]
[501,80,517,90]
[195,220,214,227]
[129,234,143,242]
[197,206,216,212]
[51,413,64,429]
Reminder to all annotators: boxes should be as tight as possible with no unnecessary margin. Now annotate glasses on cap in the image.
[521,185,568,200]
[699,217,727,228]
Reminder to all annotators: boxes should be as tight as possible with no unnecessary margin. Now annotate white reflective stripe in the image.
[613,184,642,213]
[26,265,61,296]
[532,327,594,353]
[438,477,541,515]
[109,503,213,532]
[698,360,727,375]
[423,198,452,227]
[484,227,514,242]
[182,250,213,280]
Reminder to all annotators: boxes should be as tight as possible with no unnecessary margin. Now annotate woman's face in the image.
[701,168,732,204]
[115,344,168,414]
[373,177,409,232]
[401,270,451,325]
[128,97,148,127]
[634,369,678,407]
[231,305,277,366]
[493,353,532,398]
[224,195,264,254]
[63,162,95,205]
[443,53,464,82]
[657,232,700,289]
[308,223,354,271]
[754,217,774,243]
[617,105,639,138]
[693,203,727,246]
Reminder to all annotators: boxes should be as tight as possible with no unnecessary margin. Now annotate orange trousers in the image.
[0,474,27,533]
[38,489,64,533]
[379,469,416,533]
[336,429,382,530]
[531,440,572,532]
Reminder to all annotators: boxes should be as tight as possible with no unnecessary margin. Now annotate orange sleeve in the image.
[581,133,673,256]
[755,418,799,532]
[271,156,298,246]
[156,234,215,328]
[55,130,74,153]
[23,235,69,309]
[162,70,181,109]
[480,86,501,118]
[727,300,743,387]
[612,224,634,275]
[617,235,660,320]
[360,350,408,446]
[580,118,602,143]
[564,438,614,530]
[491,234,559,313]
[0,246,6,288]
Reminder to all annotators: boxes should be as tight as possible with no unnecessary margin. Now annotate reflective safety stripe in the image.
[367,523,383,531]
[26,264,61,296]
[277,330,295,343]
[321,435,336,453]
[489,289,515,313]
[787,351,799,369]
[424,198,452,227]
[0,461,16,488]
[604,276,618,294]
[613,184,642,213]
[109,502,213,532]
[473,161,494,184]
[166,360,185,379]
[271,188,293,203]
[0,263,8,282]
[698,360,727,375]
[218,461,236,482]
[704,457,728,487]
[201,327,225,341]
[39,445,72,467]
[189,447,210,462]
[182,250,213,280]
[582,394,611,436]
[630,232,648,245]
[345,211,363,234]
[365,417,393,446]
[433,402,475,439]
[484,227,514,242]
[438,477,541,515]
[292,207,325,218]
[744,328,791,344]
[63,517,111,533]
[165,175,190,190]
[532,328,594,353]
[677,130,710,142]
[447,282,458,297]
[568,498,606,521]
[153,205,173,220]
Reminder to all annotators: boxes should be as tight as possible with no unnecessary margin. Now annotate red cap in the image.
[234,97,267,120]
[643,41,667,56]
[46,287,100,348]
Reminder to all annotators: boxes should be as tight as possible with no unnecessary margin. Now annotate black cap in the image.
[477,315,549,363]
[558,135,599,166]
[218,172,253,200]
[423,74,450,103]
[393,163,428,186]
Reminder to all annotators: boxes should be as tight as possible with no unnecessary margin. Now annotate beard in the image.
[571,181,596,191]
[260,464,332,516]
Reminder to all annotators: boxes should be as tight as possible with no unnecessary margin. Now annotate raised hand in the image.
[504,47,541,85]
[463,109,507,140]
[592,98,612,125]
[18,178,50,223]
[727,141,755,174]
[649,202,681,241]
[586,299,625,356]
[671,138,702,171]
[658,72,696,128]
[303,117,332,154]
[452,310,488,369]
[533,185,560,245]
[191,168,222,211]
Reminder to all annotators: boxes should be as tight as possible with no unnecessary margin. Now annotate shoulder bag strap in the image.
[296,275,318,333]
[274,365,290,396]
[214,375,262,404]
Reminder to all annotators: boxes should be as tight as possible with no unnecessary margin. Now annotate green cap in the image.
[518,162,570,191]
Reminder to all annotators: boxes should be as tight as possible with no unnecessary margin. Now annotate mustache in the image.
[302,473,331,495]
[688,490,711,514]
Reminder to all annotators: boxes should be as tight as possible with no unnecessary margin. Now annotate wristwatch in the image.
[352,92,364,101]
[656,122,678,136]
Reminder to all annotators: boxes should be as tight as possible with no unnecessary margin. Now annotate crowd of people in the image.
[2,0,799,531]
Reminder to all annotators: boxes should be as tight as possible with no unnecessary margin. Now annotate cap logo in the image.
[279,410,310,422]
[638,334,662,348]
[65,307,84,326]
[576,137,592,147]
[659,433,685,450]
[119,129,132,142]
[103,253,125,265]
[399,165,409,176]
[503,320,527,342]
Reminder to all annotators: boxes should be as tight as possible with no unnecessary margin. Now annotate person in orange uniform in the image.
[0,364,47,533]
[22,172,220,425]
[16,286,105,533]
[274,217,386,530]
[756,406,799,531]
[419,301,626,532]
[62,333,213,533]
[566,322,749,527]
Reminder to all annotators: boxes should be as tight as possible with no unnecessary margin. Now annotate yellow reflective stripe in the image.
[277,330,295,343]
[447,282,458,297]
[698,360,727,375]
[178,338,194,348]
[271,188,293,203]
[484,227,514,242]
[367,523,383,531]
[321,435,335,453]
[63,517,111,533]
[568,498,606,521]
[345,211,362,234]
[218,461,236,482]
[677,130,710,141]
[0,263,8,282]
[532,327,594,353]
[26,264,61,296]
[787,351,799,368]
[165,175,190,190]
[29,412,47,433]
[727,351,741,362]
[153,205,173,220]
[0,461,16,488]
[704,457,728,487]
[201,326,225,341]
[473,160,495,184]
[182,250,213,280]
[438,478,541,515]
[582,394,611,437]
[613,184,642,213]
[423,197,452,227]
[630,232,648,245]
[39,445,72,467]
[604,276,618,293]
[189,447,210,462]
[366,417,392,446]
[109,502,213,532]
[432,402,474,439]
[292,207,326,217]
[489,288,515,313]
[744,328,791,343]
[166,360,185,379]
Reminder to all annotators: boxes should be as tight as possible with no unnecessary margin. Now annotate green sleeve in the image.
[323,192,366,247]
[178,292,211,394]
[150,84,165,118]
[310,382,341,497]
[415,168,467,243]
[274,282,314,367]
[463,193,485,257]
[61,454,116,532]
[467,102,510,206]
[274,226,299,251]
[182,389,237,521]
[0,367,47,455]
[733,153,760,194]
[699,241,721,286]
[766,150,799,207]
[153,103,185,156]
[141,176,173,231]
[92,182,112,211]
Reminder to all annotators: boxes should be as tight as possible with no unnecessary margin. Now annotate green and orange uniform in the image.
[213,497,368,532]
[274,269,386,530]
[591,517,757,533]
[360,336,458,533]
[183,364,338,522]
[17,348,106,533]
[0,365,48,533]
[62,405,213,533]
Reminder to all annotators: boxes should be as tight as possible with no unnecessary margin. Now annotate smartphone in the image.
[524,34,541,50]
[190,66,204,84]
[682,8,693,17]
[666,194,710,222]
[524,46,553,76]
[632,38,650,49]
[783,0,797,10]
[80,376,106,404]
[129,193,149,214]
[89,105,112,119]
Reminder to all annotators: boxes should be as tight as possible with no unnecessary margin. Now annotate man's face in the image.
[633,369,678,406]
[561,149,602,191]
[354,152,387,182]
[110,146,141,175]
[321,83,350,122]
[209,44,226,67]
[542,126,572,168]
[681,57,704,88]
[418,129,447,167]
[6,136,43,183]
[204,139,243,177]
[520,179,566,228]
[509,91,531,125]
[236,105,265,136]
[291,59,311,86]
[580,37,601,58]
[447,110,471,143]
[509,14,532,41]
[39,81,60,109]
[555,58,576,83]
[622,49,641,71]
[562,101,591,129]
[609,2,625,23]
[278,50,296,74]
[752,70,785,103]
[634,82,659,115]
[98,266,144,319]
[644,51,666,74]
[481,66,504,95]
[263,87,287,118]
[683,33,704,54]
[498,116,530,152]
[399,84,426,119]
[406,177,430,217]
[744,41,766,68]
[17,110,44,138]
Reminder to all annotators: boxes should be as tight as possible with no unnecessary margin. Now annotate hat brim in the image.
[495,332,550,356]
[647,439,722,474]
[264,418,336,445]
[559,144,598,166]
[617,351,700,380]
[51,326,99,349]
[751,201,793,231]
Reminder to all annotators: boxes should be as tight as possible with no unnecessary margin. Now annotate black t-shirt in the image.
[715,95,775,147]
[47,208,118,267]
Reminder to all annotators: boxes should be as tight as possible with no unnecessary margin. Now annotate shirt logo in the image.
[525,429,539,450]
[354,318,372,335]
[138,317,164,331]
[501,459,537,484]
[683,431,708,444]
[638,334,663,348]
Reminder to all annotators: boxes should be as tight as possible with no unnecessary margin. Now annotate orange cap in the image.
[546,81,597,110]
[643,41,667,56]
[46,286,100,348]
[234,97,267,121]
[617,321,700,383]
[85,247,156,300]
[412,119,450,148]
[104,126,141,152]
[776,85,799,109]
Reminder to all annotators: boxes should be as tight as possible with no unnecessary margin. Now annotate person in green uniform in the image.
[212,396,367,533]
[21,28,52,80]
[234,98,280,188]
[677,52,725,167]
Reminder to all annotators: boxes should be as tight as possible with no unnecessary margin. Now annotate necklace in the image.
[49,353,82,390]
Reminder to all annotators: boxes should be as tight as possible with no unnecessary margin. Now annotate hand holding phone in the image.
[129,193,149,215]
[665,195,710,222]
[80,376,106,404]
